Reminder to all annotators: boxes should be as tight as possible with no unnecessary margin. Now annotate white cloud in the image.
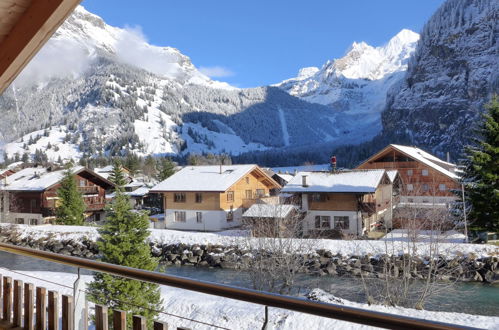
[15,38,91,87]
[115,26,184,79]
[199,66,235,78]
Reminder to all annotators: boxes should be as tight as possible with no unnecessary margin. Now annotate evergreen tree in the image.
[462,96,499,231]
[157,158,175,181]
[56,168,86,225]
[88,177,162,325]
[109,159,127,187]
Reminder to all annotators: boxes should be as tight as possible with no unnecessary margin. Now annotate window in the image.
[79,179,86,187]
[174,211,186,222]
[334,216,349,230]
[245,177,250,184]
[422,183,429,192]
[245,190,252,199]
[15,218,24,224]
[29,219,37,225]
[422,169,429,176]
[195,193,203,203]
[314,216,331,229]
[407,169,413,176]
[408,198,414,203]
[406,184,414,191]
[226,207,234,222]
[439,184,446,191]
[30,199,37,209]
[174,193,186,203]
[311,193,325,202]
[255,189,265,198]
[196,212,203,223]
[227,191,234,202]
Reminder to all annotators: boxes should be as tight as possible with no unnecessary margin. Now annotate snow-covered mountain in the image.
[2,5,419,163]
[380,0,498,157]
[275,29,419,138]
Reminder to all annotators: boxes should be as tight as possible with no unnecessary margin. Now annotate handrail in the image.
[0,242,476,330]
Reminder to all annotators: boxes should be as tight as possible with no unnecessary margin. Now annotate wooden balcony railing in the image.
[78,186,99,194]
[0,242,469,330]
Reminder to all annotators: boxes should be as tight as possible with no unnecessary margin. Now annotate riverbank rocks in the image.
[1,226,498,283]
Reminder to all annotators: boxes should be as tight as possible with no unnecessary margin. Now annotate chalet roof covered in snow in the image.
[275,173,294,183]
[243,204,296,219]
[151,165,280,192]
[386,170,399,183]
[281,169,388,193]
[0,166,114,191]
[390,144,458,179]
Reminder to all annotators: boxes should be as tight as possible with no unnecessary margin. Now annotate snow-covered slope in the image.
[380,0,499,157]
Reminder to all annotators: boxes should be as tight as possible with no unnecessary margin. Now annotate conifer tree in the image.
[157,158,175,181]
[88,169,162,324]
[56,168,86,225]
[109,159,127,187]
[462,96,499,231]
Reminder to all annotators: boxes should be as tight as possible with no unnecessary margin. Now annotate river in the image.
[1,251,498,317]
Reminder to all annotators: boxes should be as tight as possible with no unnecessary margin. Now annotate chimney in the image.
[446,152,450,163]
[219,164,222,174]
[301,175,308,187]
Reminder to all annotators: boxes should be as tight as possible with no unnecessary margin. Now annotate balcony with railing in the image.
[78,186,99,194]
[0,242,467,330]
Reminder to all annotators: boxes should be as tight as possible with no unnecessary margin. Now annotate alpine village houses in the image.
[150,165,281,231]
[0,166,114,225]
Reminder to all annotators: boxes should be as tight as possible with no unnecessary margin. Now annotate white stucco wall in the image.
[163,208,243,231]
[302,210,361,236]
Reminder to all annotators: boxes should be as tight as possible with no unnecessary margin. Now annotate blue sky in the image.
[81,0,444,88]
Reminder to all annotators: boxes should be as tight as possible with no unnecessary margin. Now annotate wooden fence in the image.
[0,274,185,330]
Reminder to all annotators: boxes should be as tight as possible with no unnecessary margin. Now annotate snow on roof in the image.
[107,187,150,199]
[94,165,113,173]
[243,204,296,218]
[275,173,294,182]
[386,170,399,183]
[0,166,84,191]
[281,170,387,193]
[151,164,259,192]
[390,144,459,180]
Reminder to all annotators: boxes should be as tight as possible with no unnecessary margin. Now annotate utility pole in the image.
[461,183,468,243]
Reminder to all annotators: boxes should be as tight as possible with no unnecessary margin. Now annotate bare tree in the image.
[239,204,315,295]
[358,181,466,309]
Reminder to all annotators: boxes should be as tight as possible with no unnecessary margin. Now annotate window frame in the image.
[422,183,430,192]
[439,184,446,191]
[174,193,186,203]
[406,184,414,191]
[334,216,349,230]
[196,211,203,223]
[174,211,186,222]
[245,189,252,199]
[314,215,331,229]
[227,191,234,202]
[195,193,203,203]
[407,169,413,176]
[422,169,429,176]
[255,189,265,198]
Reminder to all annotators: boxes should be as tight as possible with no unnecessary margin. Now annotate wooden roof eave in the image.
[0,0,82,94]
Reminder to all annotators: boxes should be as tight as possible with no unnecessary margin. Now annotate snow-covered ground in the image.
[4,224,498,259]
[0,269,497,329]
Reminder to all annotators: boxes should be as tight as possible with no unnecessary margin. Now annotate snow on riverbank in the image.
[0,269,497,329]
[3,224,498,259]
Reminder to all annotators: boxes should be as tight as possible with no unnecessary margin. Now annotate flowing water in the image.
[1,251,498,317]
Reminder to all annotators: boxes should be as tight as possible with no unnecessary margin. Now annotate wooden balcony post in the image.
[112,310,126,330]
[36,287,47,330]
[132,315,146,330]
[24,283,35,330]
[61,295,73,330]
[94,305,108,330]
[3,276,12,323]
[153,321,169,330]
[48,291,58,330]
[13,279,23,327]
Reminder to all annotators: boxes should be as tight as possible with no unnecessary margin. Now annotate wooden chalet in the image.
[0,166,114,225]
[356,144,460,207]
[150,165,281,231]
[281,169,397,236]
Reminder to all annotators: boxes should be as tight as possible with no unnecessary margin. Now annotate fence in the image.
[0,242,477,330]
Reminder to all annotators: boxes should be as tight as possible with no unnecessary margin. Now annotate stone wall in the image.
[0,227,497,283]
